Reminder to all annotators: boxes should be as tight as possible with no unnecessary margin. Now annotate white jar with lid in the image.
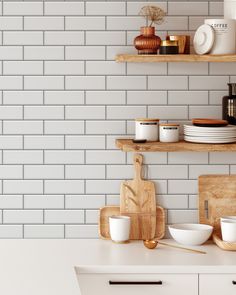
[159,124,180,142]
[135,118,159,141]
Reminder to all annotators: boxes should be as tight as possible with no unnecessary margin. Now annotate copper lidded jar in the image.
[134,26,161,54]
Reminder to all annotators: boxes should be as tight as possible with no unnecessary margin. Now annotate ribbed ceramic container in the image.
[134,27,161,54]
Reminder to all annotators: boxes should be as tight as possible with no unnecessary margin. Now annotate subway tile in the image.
[85,210,99,224]
[148,76,188,90]
[66,106,105,119]
[66,17,105,30]
[127,2,167,15]
[86,91,125,105]
[66,165,105,179]
[24,225,64,238]
[0,46,23,60]
[189,106,221,119]
[45,121,84,135]
[45,151,84,164]
[158,16,188,30]
[0,77,23,90]
[66,195,105,209]
[148,106,188,119]
[107,106,146,119]
[3,61,43,75]
[0,106,22,119]
[24,136,64,150]
[86,32,126,46]
[106,165,133,179]
[45,91,84,105]
[169,152,208,164]
[189,195,198,209]
[189,165,229,179]
[86,151,125,164]
[45,32,84,45]
[24,195,64,209]
[0,136,23,150]
[3,121,43,135]
[0,225,23,238]
[210,152,236,164]
[168,180,198,194]
[0,195,23,209]
[3,32,43,45]
[0,17,23,30]
[0,165,22,179]
[106,46,135,60]
[45,180,84,194]
[86,2,125,15]
[210,63,236,75]
[45,210,84,224]
[209,2,223,15]
[24,165,64,179]
[86,61,125,75]
[148,165,188,179]
[189,76,229,90]
[168,62,208,75]
[3,91,43,105]
[3,2,43,16]
[65,225,98,238]
[24,76,64,90]
[168,2,208,15]
[107,16,143,30]
[127,91,167,105]
[3,210,43,224]
[168,91,208,105]
[168,210,198,224]
[45,2,84,15]
[127,152,168,164]
[3,151,43,164]
[65,135,105,150]
[127,63,167,75]
[66,46,105,60]
[86,121,126,135]
[107,76,146,90]
[3,180,43,194]
[24,17,64,30]
[66,76,105,90]
[209,91,227,105]
[86,180,121,194]
[189,16,208,30]
[45,61,84,75]
[158,195,188,209]
[24,46,64,60]
[24,106,64,119]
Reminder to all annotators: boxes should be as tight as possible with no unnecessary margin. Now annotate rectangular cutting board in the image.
[199,175,236,233]
[99,206,165,240]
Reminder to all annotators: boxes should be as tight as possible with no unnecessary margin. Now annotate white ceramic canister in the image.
[109,216,131,243]
[159,124,180,143]
[204,19,236,54]
[224,0,236,49]
[135,118,159,141]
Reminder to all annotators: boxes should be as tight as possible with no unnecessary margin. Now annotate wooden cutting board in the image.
[99,206,165,240]
[120,153,156,240]
[199,175,236,233]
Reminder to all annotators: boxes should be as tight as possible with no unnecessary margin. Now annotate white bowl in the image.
[168,224,213,246]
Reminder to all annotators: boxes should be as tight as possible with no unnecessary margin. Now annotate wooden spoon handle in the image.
[158,241,206,254]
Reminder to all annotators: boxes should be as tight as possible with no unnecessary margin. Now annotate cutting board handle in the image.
[134,153,143,181]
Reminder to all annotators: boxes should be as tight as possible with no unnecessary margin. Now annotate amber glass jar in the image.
[159,40,179,54]
[134,27,161,54]
[222,83,236,125]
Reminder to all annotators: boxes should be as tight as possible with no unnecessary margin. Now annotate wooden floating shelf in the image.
[116,139,236,152]
[115,54,236,63]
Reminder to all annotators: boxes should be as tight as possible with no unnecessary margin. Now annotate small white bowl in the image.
[169,223,213,246]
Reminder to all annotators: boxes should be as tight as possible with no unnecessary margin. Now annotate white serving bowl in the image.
[168,224,213,246]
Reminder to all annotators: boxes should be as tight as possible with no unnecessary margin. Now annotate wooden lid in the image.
[135,118,159,122]
[192,118,228,126]
[160,123,179,126]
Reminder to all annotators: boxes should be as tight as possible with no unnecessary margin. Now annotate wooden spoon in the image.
[143,240,206,254]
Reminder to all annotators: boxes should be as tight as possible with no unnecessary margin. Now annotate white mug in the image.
[109,216,131,243]
[221,219,236,242]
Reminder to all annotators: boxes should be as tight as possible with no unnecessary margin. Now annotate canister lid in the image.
[135,118,159,122]
[159,123,180,126]
[161,40,178,47]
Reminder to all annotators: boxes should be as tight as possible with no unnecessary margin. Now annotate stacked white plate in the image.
[184,124,236,143]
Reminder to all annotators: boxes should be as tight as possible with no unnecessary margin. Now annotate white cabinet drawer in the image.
[77,274,198,295]
[200,274,236,295]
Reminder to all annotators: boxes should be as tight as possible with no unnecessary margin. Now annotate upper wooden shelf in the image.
[115,54,236,63]
[116,139,236,152]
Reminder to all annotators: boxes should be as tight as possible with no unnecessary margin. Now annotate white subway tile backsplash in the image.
[0,0,233,238]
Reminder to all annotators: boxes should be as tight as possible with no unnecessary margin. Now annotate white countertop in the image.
[0,239,236,295]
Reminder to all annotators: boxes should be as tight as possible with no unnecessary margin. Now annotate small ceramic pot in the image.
[109,216,131,243]
[134,27,161,54]
[221,219,236,242]
[135,118,159,141]
[159,124,180,142]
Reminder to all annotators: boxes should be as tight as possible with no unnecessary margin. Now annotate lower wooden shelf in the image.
[116,139,236,152]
